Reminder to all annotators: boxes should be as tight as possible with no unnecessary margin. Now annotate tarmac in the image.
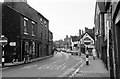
[0,53,110,79]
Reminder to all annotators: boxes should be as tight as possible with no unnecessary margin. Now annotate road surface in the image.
[2,52,84,77]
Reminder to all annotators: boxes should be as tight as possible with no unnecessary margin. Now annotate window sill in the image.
[24,32,28,35]
[32,34,35,36]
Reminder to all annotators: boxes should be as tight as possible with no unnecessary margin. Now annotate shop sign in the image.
[10,42,16,46]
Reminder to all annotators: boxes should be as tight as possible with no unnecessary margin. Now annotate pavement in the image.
[70,54,110,79]
[0,55,53,69]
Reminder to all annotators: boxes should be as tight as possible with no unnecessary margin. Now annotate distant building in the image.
[63,35,71,49]
[71,35,79,51]
[80,32,95,54]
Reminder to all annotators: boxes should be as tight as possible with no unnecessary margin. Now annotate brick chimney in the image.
[79,29,81,36]
[4,0,27,3]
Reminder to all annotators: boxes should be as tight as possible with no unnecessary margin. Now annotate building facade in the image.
[2,2,53,63]
[48,30,53,55]
[94,0,120,78]
[80,32,95,54]
[0,2,2,63]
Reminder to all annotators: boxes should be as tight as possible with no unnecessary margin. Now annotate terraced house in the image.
[2,0,53,63]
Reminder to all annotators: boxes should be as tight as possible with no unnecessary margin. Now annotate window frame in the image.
[23,17,28,35]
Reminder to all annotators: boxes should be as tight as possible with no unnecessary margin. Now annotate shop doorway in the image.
[21,41,25,61]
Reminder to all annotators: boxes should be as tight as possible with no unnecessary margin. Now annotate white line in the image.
[37,60,58,70]
[50,65,57,70]
[38,65,47,69]
[70,61,86,77]
[71,61,81,69]
[22,65,37,69]
[22,66,30,69]
[61,66,66,70]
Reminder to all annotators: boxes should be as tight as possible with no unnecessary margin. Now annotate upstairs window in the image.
[23,17,28,35]
[44,21,47,27]
[32,21,35,36]
[40,18,43,25]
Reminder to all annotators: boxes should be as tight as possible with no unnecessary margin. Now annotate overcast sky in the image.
[1,0,96,41]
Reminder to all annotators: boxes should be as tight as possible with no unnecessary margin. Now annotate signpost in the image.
[0,35,8,46]
[0,35,8,66]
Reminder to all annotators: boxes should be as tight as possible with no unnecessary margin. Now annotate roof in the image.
[3,2,48,22]
[71,36,79,42]
[81,32,95,40]
[94,1,105,24]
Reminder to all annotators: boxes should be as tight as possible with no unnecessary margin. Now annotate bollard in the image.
[2,50,5,66]
[86,54,89,65]
[2,57,4,66]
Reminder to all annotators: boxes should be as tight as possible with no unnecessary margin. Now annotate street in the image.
[2,52,84,77]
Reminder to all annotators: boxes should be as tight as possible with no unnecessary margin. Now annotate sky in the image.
[0,0,96,41]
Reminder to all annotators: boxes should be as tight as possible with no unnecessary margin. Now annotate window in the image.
[41,28,43,39]
[32,21,35,36]
[40,18,42,21]
[45,34,46,38]
[45,29,47,38]
[40,18,43,23]
[23,17,28,35]
[44,21,47,27]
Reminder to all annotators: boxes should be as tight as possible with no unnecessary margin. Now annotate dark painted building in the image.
[2,2,53,63]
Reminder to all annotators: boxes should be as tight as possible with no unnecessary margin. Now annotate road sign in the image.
[0,35,8,46]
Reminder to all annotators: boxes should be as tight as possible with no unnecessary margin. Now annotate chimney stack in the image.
[79,29,81,36]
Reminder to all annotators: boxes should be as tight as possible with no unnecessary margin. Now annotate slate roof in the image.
[71,36,79,42]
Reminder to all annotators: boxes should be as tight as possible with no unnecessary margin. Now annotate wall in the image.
[0,2,2,63]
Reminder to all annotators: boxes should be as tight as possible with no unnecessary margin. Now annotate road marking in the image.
[50,65,57,70]
[38,65,48,69]
[38,59,60,70]
[70,60,83,69]
[22,65,37,69]
[61,66,66,70]
[38,52,70,70]
[69,61,85,77]
[22,66,30,69]
[56,63,65,70]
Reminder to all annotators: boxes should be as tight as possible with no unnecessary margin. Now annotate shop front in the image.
[20,39,38,61]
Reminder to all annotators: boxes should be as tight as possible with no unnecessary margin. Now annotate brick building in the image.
[2,1,53,63]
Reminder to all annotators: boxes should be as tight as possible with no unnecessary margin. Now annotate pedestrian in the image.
[12,52,17,63]
[92,48,97,60]
[86,47,89,65]
[12,48,18,63]
[24,49,30,63]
